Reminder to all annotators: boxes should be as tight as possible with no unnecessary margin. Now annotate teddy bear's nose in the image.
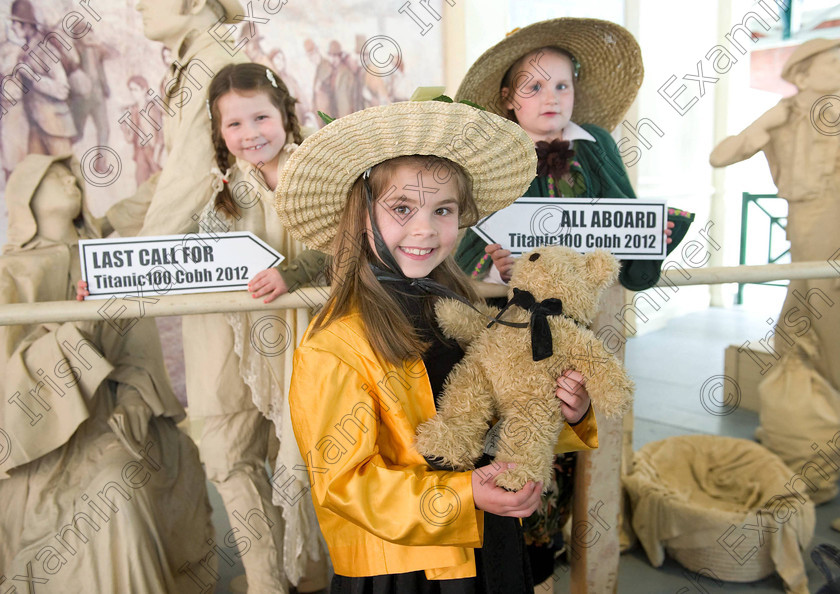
[529,252,541,261]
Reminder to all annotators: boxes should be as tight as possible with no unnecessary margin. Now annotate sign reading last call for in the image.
[79,232,284,299]
[473,197,668,259]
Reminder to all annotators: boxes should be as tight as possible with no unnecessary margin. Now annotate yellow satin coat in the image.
[288,311,599,580]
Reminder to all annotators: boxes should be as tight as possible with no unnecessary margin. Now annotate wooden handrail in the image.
[0,260,836,326]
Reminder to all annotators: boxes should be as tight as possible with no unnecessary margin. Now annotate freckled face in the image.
[367,164,460,278]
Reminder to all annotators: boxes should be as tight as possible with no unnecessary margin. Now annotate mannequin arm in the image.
[710,103,790,167]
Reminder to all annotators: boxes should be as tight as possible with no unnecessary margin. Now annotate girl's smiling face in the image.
[217,89,287,172]
[502,49,576,143]
[369,164,460,278]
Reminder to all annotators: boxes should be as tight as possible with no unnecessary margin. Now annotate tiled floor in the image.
[207,300,840,593]
[553,300,840,593]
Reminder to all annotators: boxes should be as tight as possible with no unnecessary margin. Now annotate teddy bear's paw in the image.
[434,299,470,338]
[592,384,634,419]
[493,463,553,492]
[434,298,493,344]
[414,420,443,457]
[415,419,482,469]
[493,467,536,492]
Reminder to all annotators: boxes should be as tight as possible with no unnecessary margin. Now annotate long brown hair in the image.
[207,63,303,216]
[311,155,478,365]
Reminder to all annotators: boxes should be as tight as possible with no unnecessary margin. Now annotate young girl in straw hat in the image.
[454,18,676,293]
[275,99,599,592]
[452,18,676,582]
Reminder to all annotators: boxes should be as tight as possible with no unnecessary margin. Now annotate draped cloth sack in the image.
[0,154,214,592]
[624,435,815,593]
[756,333,840,504]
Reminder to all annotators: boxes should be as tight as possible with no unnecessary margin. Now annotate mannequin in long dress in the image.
[0,154,215,591]
[710,38,840,393]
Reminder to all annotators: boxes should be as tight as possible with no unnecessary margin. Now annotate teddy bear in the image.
[415,245,634,491]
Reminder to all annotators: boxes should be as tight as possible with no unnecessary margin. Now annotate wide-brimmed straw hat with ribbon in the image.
[455,18,644,132]
[275,99,537,254]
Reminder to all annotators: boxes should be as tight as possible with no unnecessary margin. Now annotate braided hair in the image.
[207,63,303,217]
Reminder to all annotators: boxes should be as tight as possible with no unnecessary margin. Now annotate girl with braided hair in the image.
[77,62,329,590]
[190,63,329,592]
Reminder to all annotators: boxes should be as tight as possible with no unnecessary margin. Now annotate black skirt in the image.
[330,512,534,594]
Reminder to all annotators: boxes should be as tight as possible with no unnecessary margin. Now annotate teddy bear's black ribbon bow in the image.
[489,288,566,361]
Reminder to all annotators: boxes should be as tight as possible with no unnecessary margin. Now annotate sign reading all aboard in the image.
[473,197,667,259]
[79,232,283,299]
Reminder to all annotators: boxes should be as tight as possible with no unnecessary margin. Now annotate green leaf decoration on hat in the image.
[317,110,335,125]
[317,89,486,127]
[432,95,487,111]
[454,98,485,111]
[410,86,446,101]
[429,95,486,111]
[409,86,486,110]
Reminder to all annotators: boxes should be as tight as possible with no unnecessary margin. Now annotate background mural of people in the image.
[67,29,116,146]
[0,26,29,182]
[7,0,76,156]
[0,0,445,245]
[269,47,309,124]
[357,34,391,108]
[327,39,357,117]
[123,74,163,185]
[305,37,333,124]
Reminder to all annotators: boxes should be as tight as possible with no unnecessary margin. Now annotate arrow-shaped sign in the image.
[473,197,667,259]
[79,232,284,299]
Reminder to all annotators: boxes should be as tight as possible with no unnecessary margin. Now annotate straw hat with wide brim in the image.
[275,101,537,254]
[455,18,644,132]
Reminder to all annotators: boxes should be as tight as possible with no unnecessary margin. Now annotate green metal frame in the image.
[782,1,792,39]
[737,192,790,304]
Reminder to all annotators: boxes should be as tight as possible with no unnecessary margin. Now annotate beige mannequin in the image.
[710,38,840,392]
[0,154,214,591]
[28,169,86,245]
[103,0,246,237]
[102,2,330,591]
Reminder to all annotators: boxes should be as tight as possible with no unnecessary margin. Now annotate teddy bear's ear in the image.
[584,249,620,287]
